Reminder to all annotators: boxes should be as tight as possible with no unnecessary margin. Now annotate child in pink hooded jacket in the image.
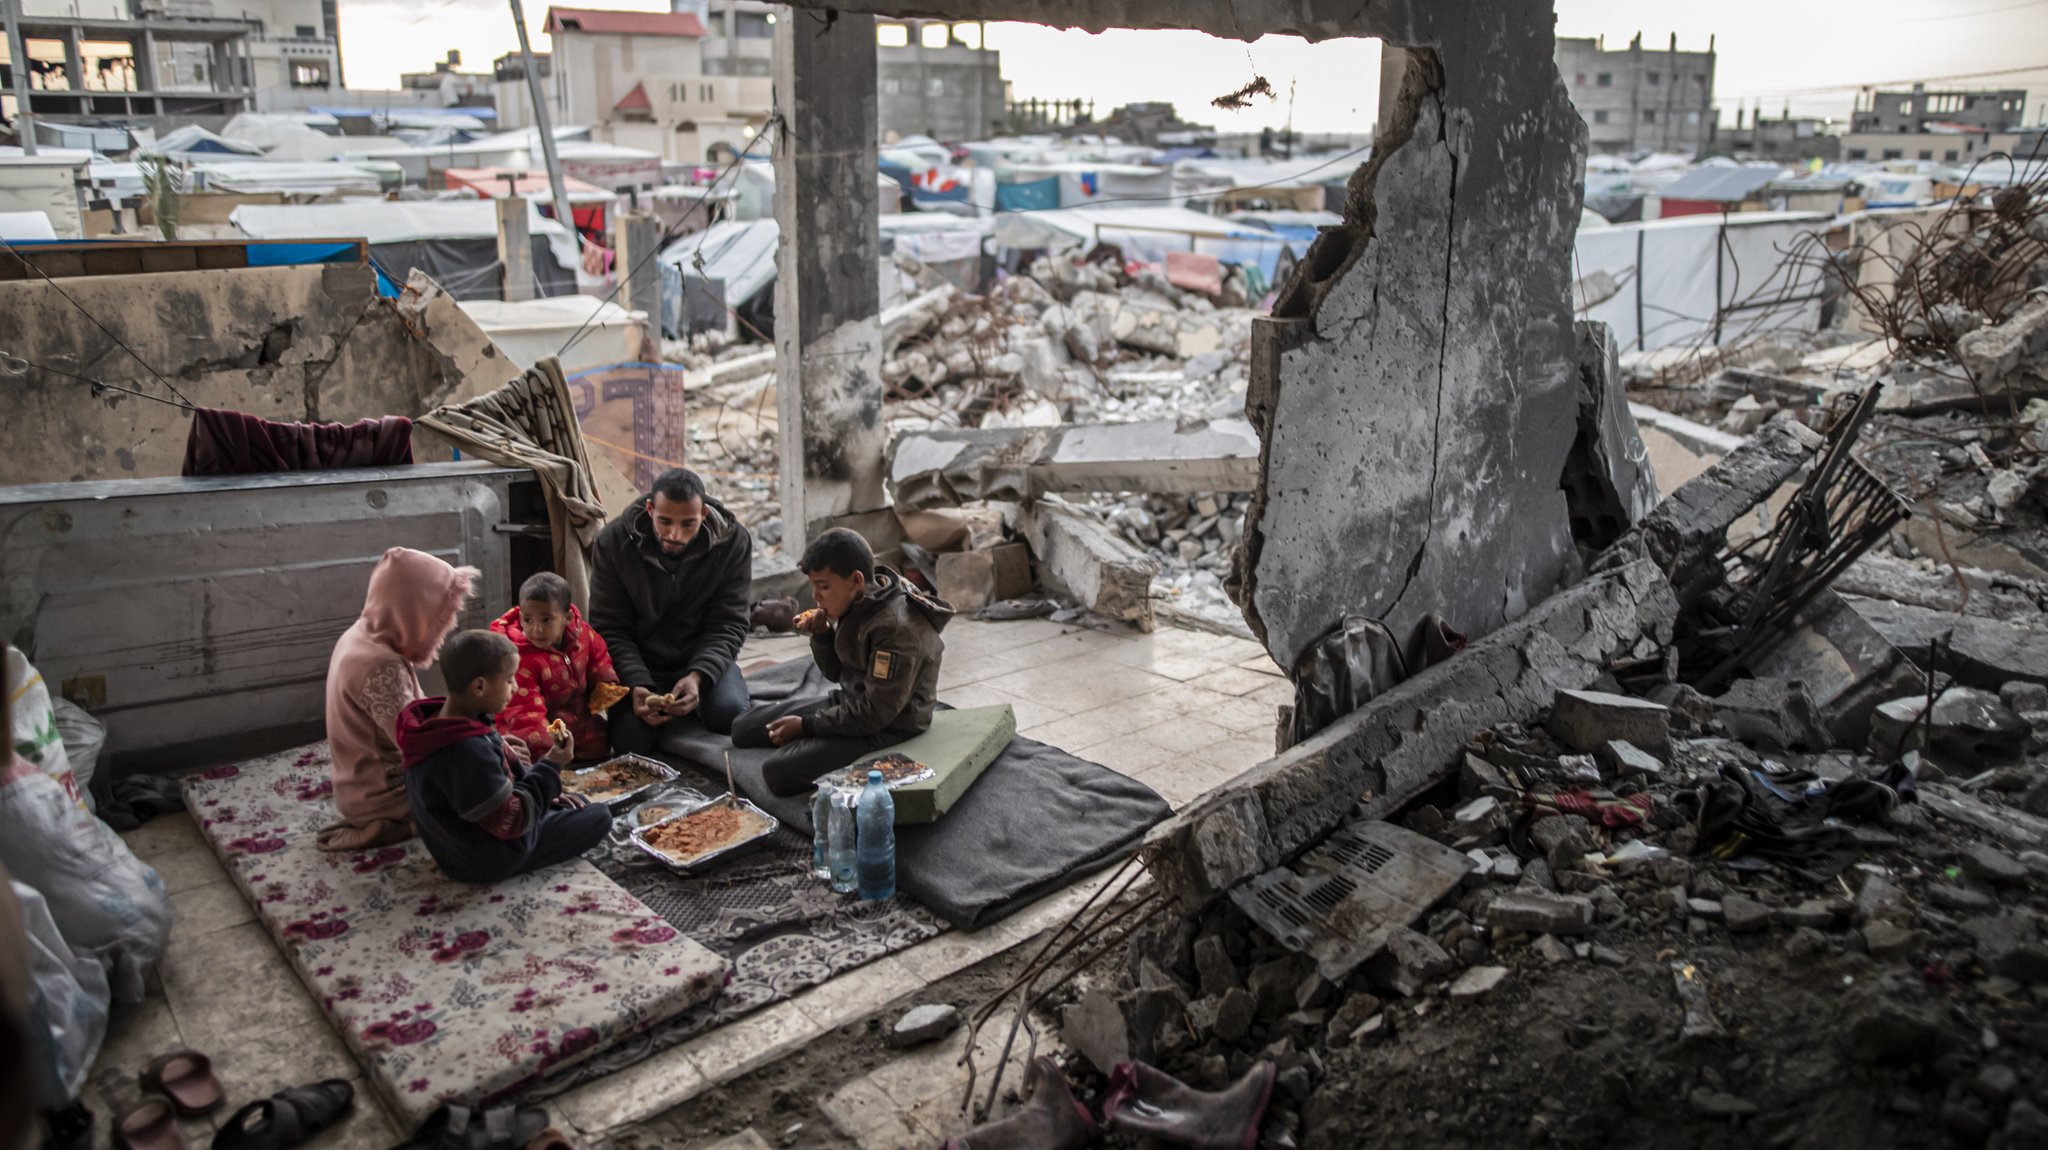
[319,547,480,852]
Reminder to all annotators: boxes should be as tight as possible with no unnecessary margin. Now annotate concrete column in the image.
[496,195,534,302]
[612,209,658,322]
[772,10,885,546]
[62,28,85,95]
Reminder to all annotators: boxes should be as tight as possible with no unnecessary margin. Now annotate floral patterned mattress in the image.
[184,742,728,1131]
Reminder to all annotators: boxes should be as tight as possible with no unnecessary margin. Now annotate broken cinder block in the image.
[1548,688,1672,757]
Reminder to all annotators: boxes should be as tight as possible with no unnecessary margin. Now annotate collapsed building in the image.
[4,1,2048,1149]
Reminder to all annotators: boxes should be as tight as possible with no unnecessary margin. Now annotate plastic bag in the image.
[52,699,103,813]
[0,756,169,1003]
[5,646,86,812]
[15,879,109,1107]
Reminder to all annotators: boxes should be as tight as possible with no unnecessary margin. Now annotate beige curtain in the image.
[420,357,606,607]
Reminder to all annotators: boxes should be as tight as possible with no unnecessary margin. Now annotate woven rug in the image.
[525,786,947,1099]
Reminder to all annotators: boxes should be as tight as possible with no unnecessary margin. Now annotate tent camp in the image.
[230,199,581,299]
[191,162,389,195]
[995,205,1291,279]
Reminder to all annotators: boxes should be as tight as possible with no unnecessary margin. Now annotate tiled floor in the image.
[95,617,1286,1149]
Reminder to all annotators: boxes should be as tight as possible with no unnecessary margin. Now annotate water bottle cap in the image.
[868,769,885,784]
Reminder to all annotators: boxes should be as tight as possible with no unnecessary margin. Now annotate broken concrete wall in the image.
[0,263,503,486]
[1240,13,1592,671]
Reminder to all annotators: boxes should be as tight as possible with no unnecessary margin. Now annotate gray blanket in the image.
[660,659,1172,930]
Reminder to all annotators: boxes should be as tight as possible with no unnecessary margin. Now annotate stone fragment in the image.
[1863,922,1925,961]
[1449,966,1509,998]
[1062,987,1132,1074]
[1532,935,1575,964]
[1214,987,1256,1044]
[1549,689,1672,756]
[1714,678,1833,750]
[1597,739,1664,778]
[1460,754,1512,799]
[1689,1088,1760,1119]
[1294,972,1334,1013]
[1452,795,1506,837]
[1530,815,1596,872]
[1184,996,1222,1039]
[2008,1101,2048,1148]
[1246,956,1304,1018]
[1362,927,1454,997]
[1868,688,2032,765]
[1194,934,1239,999]
[1326,993,1383,1047]
[2003,681,2048,715]
[888,1003,961,1049]
[1961,843,2029,884]
[1489,890,1596,936]
[1854,872,1908,925]
[1927,884,1997,913]
[1647,682,1716,734]
[1722,895,1772,934]
[1687,898,1723,920]
[1844,997,1947,1064]
[1779,900,1839,930]
[1589,944,1626,966]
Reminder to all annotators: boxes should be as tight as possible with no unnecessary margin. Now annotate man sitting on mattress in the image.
[589,467,755,749]
[731,527,953,796]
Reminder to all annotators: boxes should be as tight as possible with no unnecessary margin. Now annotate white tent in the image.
[660,218,778,310]
[143,126,265,158]
[1573,211,1831,352]
[191,161,386,195]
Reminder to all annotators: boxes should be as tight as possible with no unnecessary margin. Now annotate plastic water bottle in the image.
[809,785,831,879]
[856,768,896,901]
[826,788,858,894]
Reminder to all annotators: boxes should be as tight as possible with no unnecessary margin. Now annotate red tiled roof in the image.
[543,7,706,37]
[615,81,651,112]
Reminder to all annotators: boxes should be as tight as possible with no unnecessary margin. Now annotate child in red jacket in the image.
[491,572,621,763]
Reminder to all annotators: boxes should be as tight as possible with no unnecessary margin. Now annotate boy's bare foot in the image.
[1101,1059,1276,1150]
[944,1056,1098,1150]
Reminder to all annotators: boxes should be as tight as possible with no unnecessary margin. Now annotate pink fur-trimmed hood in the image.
[359,547,479,667]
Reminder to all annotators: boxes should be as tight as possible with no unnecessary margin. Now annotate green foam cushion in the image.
[842,705,1016,824]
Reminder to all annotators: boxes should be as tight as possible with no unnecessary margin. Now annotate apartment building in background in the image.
[494,5,771,164]
[0,0,341,123]
[1555,32,1716,156]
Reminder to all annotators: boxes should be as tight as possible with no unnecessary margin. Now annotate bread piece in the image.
[794,608,824,630]
[547,718,569,740]
[587,681,633,715]
[645,693,675,710]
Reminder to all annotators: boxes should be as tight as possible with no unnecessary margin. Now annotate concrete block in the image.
[1488,890,1596,936]
[1548,688,1671,756]
[1018,497,1157,626]
[1632,415,1823,608]
[1144,556,1677,912]
[933,550,996,613]
[888,419,1262,510]
[990,541,1033,599]
[1851,597,2048,691]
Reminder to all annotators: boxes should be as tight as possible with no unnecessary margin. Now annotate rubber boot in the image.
[1101,1060,1276,1150]
[943,1056,1099,1150]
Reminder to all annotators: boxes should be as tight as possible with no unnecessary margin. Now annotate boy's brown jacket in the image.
[806,566,953,739]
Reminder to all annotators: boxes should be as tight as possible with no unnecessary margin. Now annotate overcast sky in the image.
[340,0,2046,136]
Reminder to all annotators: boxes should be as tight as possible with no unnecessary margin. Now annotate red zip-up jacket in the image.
[490,605,619,762]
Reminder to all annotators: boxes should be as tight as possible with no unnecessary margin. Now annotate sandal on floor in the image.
[114,1098,185,1150]
[410,1104,552,1150]
[142,1050,227,1117]
[211,1080,353,1150]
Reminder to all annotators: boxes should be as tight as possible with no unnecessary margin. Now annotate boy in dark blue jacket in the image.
[397,630,610,884]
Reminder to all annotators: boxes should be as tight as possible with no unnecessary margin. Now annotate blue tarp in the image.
[995,177,1058,212]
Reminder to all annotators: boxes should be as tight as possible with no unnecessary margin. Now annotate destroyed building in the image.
[4,0,2048,1149]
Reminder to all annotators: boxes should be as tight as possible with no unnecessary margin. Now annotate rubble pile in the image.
[1084,490,1251,632]
[1048,654,2048,1147]
[878,253,1258,434]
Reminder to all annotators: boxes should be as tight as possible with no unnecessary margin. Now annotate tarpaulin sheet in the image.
[995,176,1058,212]
[658,218,778,313]
[1574,211,1831,352]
